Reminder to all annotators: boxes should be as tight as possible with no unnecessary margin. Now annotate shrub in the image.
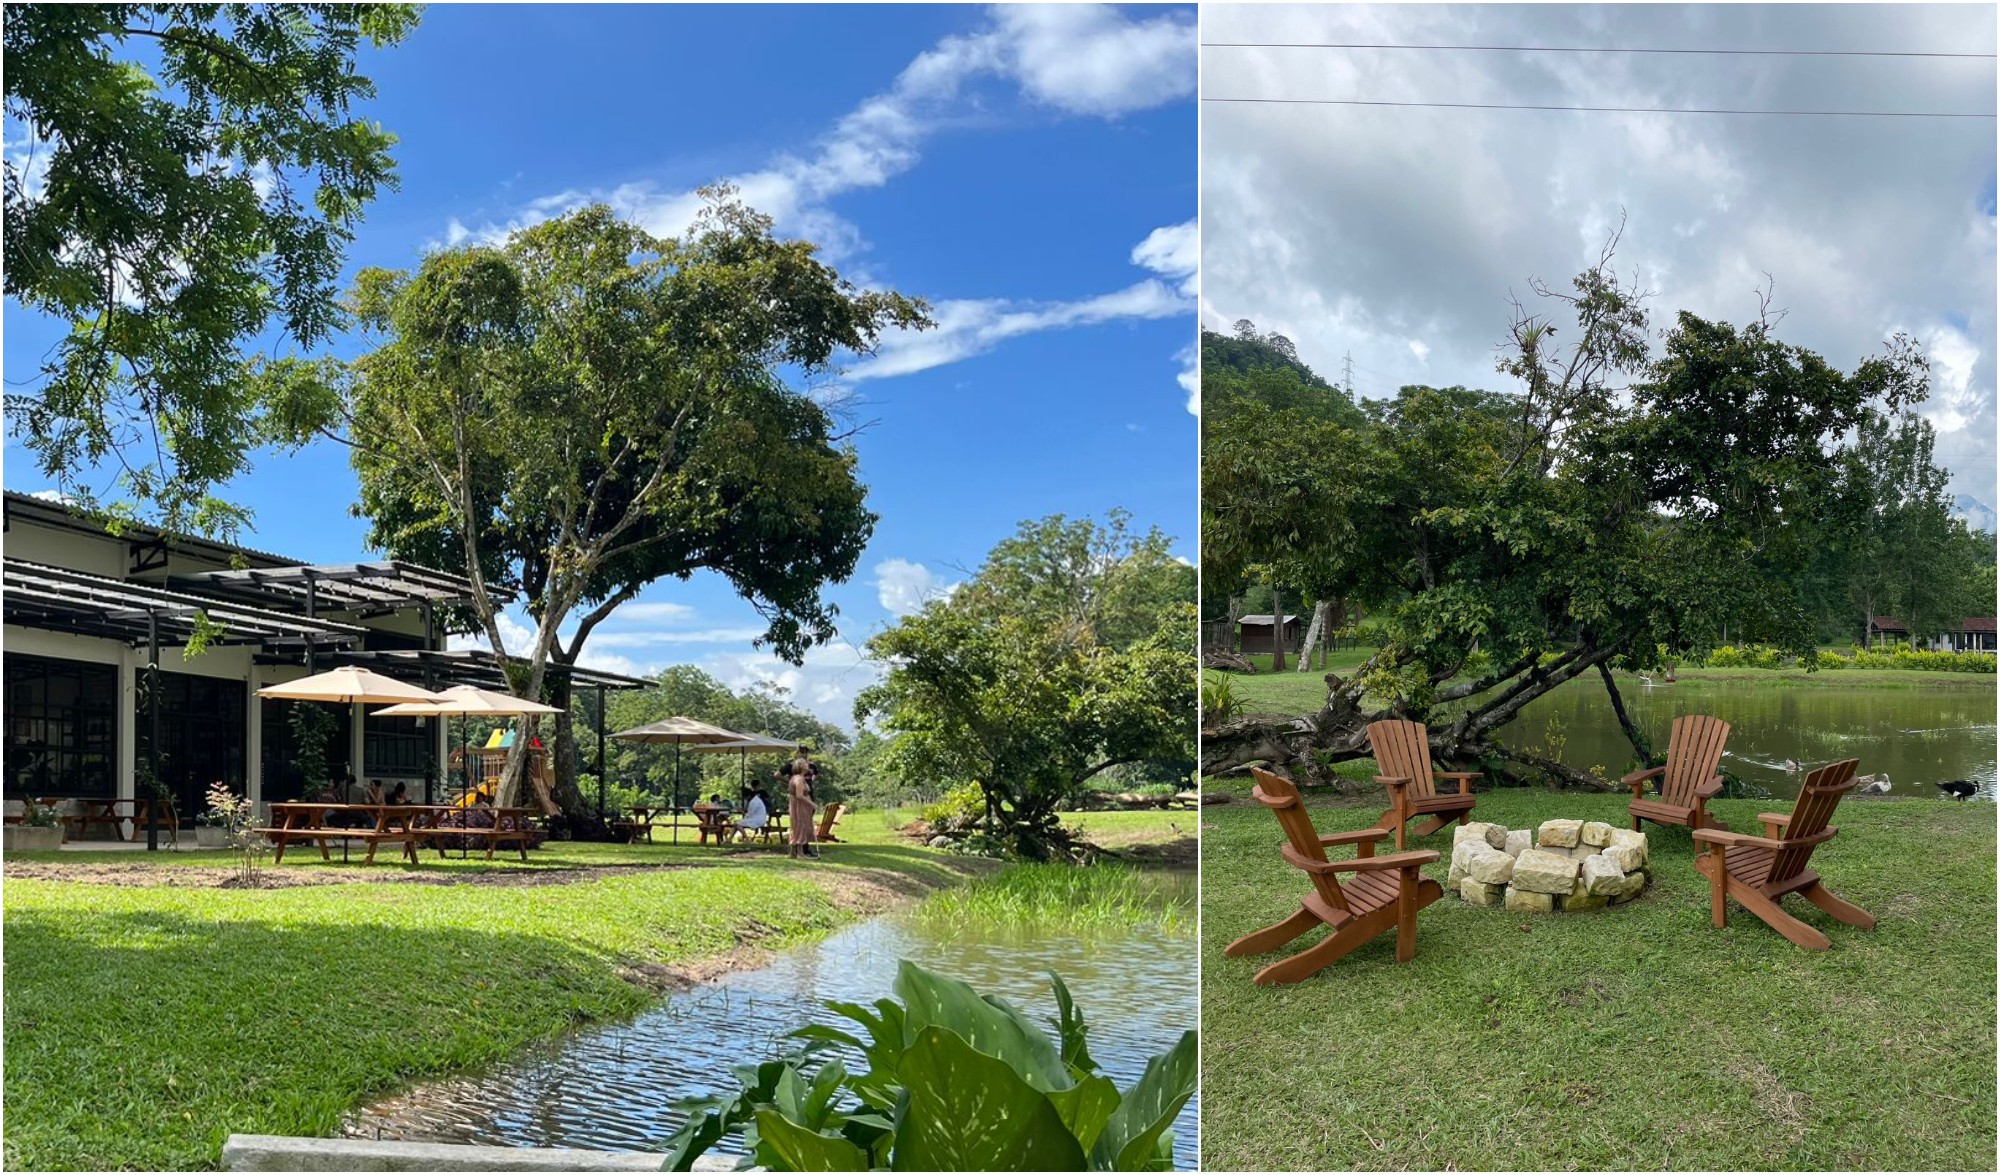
[1747,644,1783,670]
[662,960,1197,1172]
[1815,650,1850,671]
[1705,645,1745,668]
[920,782,987,836]
[1200,673,1243,727]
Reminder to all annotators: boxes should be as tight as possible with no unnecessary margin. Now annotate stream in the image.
[345,887,1199,1167]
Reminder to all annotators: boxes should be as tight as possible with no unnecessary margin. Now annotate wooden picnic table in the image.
[612,804,782,846]
[404,804,539,862]
[4,796,178,843]
[260,802,422,865]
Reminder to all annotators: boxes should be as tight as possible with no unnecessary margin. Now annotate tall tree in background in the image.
[1203,238,1933,786]
[277,196,927,818]
[858,512,1196,860]
[3,3,418,537]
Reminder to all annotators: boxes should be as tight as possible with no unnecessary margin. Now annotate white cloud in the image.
[590,627,770,649]
[609,600,696,624]
[1408,339,1430,364]
[874,559,958,617]
[1176,339,1200,416]
[702,639,879,725]
[1132,218,1199,297]
[1202,2,1996,500]
[448,610,537,657]
[443,4,1193,259]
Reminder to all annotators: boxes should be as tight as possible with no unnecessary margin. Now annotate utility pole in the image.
[1342,352,1355,399]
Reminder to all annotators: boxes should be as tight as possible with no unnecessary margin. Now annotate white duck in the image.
[1856,773,1891,795]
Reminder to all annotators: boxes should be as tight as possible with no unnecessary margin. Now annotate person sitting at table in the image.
[386,782,410,805]
[736,788,770,842]
[364,779,386,806]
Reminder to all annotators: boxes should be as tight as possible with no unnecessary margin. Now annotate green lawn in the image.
[1200,787,1997,1171]
[1,829,975,1171]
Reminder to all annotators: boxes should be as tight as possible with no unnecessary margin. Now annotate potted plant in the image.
[194,793,230,849]
[5,799,66,852]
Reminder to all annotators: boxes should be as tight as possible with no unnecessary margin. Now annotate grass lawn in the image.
[2,822,978,1171]
[1200,787,1997,1171]
[873,805,1194,849]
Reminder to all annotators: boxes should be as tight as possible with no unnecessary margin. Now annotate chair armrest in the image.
[1324,849,1441,873]
[1374,775,1410,792]
[1693,778,1723,799]
[1434,771,1479,795]
[1758,812,1791,838]
[1693,828,1782,850]
[1621,765,1665,785]
[1320,828,1390,847]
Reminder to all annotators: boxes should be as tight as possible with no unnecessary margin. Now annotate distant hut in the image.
[1933,617,1997,653]
[1866,616,1909,649]
[1238,613,1302,656]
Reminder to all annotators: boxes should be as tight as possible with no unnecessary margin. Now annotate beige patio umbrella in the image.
[375,685,563,801]
[256,665,448,705]
[256,668,449,801]
[609,717,748,813]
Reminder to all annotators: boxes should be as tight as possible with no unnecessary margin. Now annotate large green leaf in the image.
[754,1108,871,1172]
[1046,1075,1121,1154]
[1088,1030,1197,1171]
[1048,971,1100,1079]
[891,1027,1088,1172]
[893,961,1071,1093]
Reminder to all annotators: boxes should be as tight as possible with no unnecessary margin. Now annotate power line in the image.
[1201,96,1995,119]
[1201,41,1997,60]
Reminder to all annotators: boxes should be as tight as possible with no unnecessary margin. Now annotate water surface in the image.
[1496,674,1996,799]
[346,889,1198,1165]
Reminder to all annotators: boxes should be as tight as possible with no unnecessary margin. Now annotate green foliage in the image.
[914,865,1193,935]
[3,3,420,538]
[1846,644,1996,674]
[1202,235,1951,781]
[1199,673,1243,727]
[19,798,63,829]
[920,782,988,837]
[285,702,341,790]
[662,960,1197,1171]
[857,513,1197,860]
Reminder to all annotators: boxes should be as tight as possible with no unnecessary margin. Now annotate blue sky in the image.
[3,4,1198,728]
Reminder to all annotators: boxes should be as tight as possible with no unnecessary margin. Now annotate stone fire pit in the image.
[1446,819,1649,912]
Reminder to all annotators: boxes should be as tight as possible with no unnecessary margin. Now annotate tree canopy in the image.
[1202,242,1965,787]
[288,195,927,817]
[3,3,419,537]
[857,512,1196,859]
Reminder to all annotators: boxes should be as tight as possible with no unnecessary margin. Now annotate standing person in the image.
[787,747,817,861]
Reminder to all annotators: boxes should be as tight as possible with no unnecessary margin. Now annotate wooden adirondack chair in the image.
[1692,758,1875,950]
[1365,719,1479,851]
[814,801,844,843]
[1225,767,1443,984]
[1624,714,1730,834]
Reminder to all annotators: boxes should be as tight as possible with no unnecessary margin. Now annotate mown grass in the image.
[872,805,1194,849]
[914,863,1194,936]
[1200,787,1997,1171]
[1,831,970,1171]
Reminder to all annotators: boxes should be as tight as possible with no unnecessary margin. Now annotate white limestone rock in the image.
[1581,821,1615,847]
[1610,870,1647,902]
[1538,819,1583,848]
[1460,878,1505,906]
[1579,853,1626,897]
[1564,877,1610,911]
[1504,886,1556,913]
[1503,829,1533,858]
[1606,828,1650,864]
[1447,839,1482,887]
[1454,821,1509,851]
[1601,842,1646,873]
[1510,848,1580,895]
[1466,845,1516,885]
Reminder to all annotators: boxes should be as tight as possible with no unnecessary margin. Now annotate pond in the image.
[1496,673,1997,800]
[346,875,1199,1167]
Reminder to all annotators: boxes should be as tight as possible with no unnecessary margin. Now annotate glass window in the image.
[5,654,119,798]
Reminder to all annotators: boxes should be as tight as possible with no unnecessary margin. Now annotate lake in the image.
[346,879,1199,1167]
[1497,672,1997,799]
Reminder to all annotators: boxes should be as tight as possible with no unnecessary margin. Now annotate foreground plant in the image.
[662,960,1196,1171]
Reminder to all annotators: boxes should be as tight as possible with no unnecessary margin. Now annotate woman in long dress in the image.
[787,750,816,860]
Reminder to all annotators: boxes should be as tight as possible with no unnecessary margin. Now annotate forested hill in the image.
[1200,324,1364,426]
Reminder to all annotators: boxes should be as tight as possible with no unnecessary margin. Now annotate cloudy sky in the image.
[1201,3,1996,512]
[4,4,1197,727]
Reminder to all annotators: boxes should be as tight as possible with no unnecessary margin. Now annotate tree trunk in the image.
[1269,586,1286,672]
[1295,599,1329,672]
[1596,661,1651,762]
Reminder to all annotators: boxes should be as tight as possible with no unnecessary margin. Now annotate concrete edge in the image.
[222,1134,740,1172]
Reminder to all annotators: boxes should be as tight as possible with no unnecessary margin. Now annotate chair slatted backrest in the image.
[1249,767,1348,914]
[1661,714,1731,808]
[1768,758,1859,883]
[1366,719,1436,802]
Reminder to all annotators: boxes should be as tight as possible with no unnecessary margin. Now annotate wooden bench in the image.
[410,806,538,862]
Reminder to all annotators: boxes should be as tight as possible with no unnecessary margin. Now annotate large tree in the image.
[4,3,418,537]
[856,512,1196,860]
[280,196,927,818]
[1202,242,1931,787]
